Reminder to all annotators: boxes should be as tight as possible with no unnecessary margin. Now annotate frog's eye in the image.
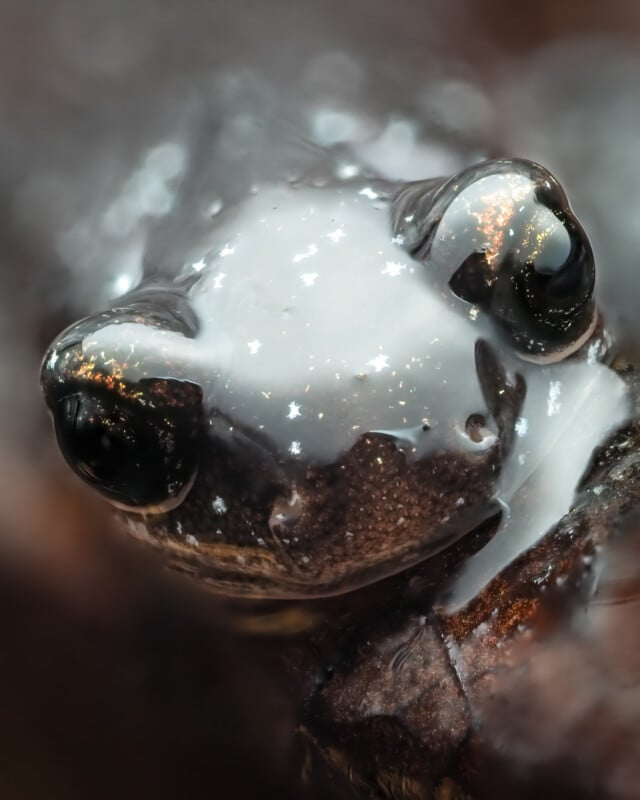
[449,214,596,361]
[48,380,201,512]
[394,159,597,361]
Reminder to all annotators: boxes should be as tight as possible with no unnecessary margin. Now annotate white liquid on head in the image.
[185,183,496,464]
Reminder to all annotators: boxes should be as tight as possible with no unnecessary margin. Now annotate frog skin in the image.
[40,159,629,602]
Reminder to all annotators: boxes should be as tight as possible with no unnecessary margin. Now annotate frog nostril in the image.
[465,413,493,444]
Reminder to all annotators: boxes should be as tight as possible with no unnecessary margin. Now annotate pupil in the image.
[75,424,127,483]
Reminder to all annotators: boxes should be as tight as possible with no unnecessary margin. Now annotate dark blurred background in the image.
[2,1,640,797]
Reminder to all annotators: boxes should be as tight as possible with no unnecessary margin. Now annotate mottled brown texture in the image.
[292,365,640,799]
[136,429,500,598]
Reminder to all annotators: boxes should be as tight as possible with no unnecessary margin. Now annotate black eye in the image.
[397,159,597,360]
[515,223,594,310]
[51,380,201,510]
[497,211,595,359]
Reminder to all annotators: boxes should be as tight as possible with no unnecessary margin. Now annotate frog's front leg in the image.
[444,358,630,612]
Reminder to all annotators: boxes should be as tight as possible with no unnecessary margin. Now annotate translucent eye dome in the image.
[392,159,596,361]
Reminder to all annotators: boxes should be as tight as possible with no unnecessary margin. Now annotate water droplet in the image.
[212,496,228,515]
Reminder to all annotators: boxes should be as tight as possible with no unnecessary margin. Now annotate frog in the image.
[40,158,629,604]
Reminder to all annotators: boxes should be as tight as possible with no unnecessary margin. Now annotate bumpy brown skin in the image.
[286,361,640,800]
[142,435,501,598]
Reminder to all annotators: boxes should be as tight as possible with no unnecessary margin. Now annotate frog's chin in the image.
[516,309,599,365]
[106,470,197,516]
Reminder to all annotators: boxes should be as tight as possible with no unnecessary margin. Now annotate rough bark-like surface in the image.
[292,363,640,799]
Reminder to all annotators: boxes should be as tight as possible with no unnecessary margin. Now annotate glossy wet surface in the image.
[7,0,640,797]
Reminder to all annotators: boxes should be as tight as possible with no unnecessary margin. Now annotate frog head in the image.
[41,160,615,599]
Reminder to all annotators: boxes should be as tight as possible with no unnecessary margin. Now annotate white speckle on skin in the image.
[212,496,227,515]
[220,243,235,257]
[186,534,199,547]
[587,340,600,365]
[247,339,262,355]
[367,354,390,372]
[359,187,378,200]
[300,272,319,286]
[547,381,562,416]
[212,272,226,289]
[336,163,359,179]
[381,261,406,277]
[289,441,302,455]
[293,243,318,263]
[287,401,302,419]
[326,227,346,243]
[515,417,529,437]
[192,258,206,272]
[114,273,133,294]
